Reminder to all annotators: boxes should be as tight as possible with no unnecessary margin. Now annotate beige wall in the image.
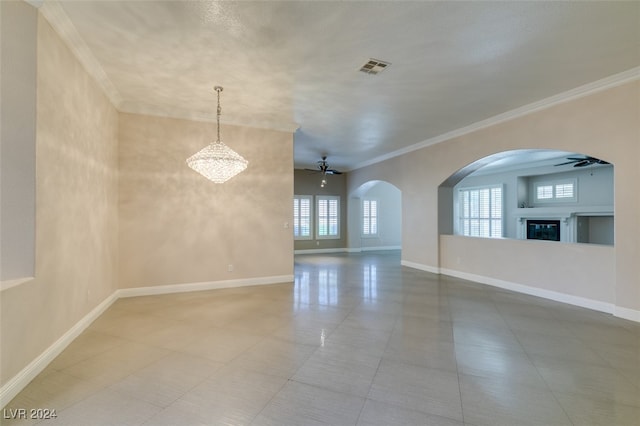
[1,7,294,393]
[1,14,119,386]
[440,235,615,306]
[119,114,294,288]
[348,81,640,315]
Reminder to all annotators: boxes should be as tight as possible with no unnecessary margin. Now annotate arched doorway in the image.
[348,180,402,252]
[436,149,616,315]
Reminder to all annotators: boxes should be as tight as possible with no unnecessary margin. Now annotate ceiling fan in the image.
[554,156,610,168]
[305,156,343,175]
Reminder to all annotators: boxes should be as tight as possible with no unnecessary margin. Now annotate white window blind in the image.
[537,185,553,199]
[293,195,312,239]
[534,180,576,202]
[459,186,502,238]
[362,199,378,236]
[317,196,340,239]
[555,183,574,198]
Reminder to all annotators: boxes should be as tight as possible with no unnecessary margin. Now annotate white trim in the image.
[294,248,351,255]
[401,260,440,274]
[614,306,640,323]
[350,67,640,172]
[24,0,44,9]
[0,292,119,408]
[0,274,293,405]
[295,247,400,254]
[0,277,34,292]
[39,2,123,108]
[117,275,294,298]
[440,268,615,314]
[361,246,401,252]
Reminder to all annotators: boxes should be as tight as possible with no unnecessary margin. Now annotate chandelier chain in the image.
[215,86,223,142]
[186,85,247,183]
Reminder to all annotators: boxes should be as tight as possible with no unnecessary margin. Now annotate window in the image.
[316,196,340,239]
[459,185,503,238]
[537,185,553,200]
[362,199,378,236]
[293,195,312,239]
[555,183,574,199]
[534,180,576,202]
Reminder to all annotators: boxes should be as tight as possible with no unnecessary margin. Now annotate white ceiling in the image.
[39,1,639,171]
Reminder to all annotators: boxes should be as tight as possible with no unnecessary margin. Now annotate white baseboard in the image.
[400,259,440,274]
[295,247,400,255]
[401,260,440,274]
[614,305,640,322]
[0,277,34,292]
[0,292,119,408]
[117,275,294,298]
[294,248,350,254]
[0,274,293,407]
[440,268,616,315]
[361,246,401,252]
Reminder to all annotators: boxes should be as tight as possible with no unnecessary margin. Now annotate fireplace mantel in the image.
[515,206,613,243]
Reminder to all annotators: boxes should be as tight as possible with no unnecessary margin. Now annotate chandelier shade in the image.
[186,86,248,183]
[186,141,248,183]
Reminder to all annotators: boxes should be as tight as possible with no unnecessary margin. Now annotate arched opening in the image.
[439,149,614,245]
[436,149,616,314]
[348,180,402,252]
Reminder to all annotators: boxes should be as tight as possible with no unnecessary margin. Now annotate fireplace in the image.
[527,219,561,241]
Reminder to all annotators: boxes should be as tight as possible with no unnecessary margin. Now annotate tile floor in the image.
[3,251,639,425]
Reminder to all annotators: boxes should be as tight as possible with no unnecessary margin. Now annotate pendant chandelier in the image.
[186,86,248,183]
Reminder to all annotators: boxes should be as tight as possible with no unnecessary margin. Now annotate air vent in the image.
[359,58,391,75]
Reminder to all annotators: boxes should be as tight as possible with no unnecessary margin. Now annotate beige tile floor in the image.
[3,251,639,425]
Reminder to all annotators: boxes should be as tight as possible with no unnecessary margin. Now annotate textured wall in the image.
[0,15,119,386]
[348,81,640,314]
[118,113,294,289]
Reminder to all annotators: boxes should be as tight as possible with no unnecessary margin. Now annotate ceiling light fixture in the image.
[186,86,248,183]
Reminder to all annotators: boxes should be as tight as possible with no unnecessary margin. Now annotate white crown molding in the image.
[39,2,299,134]
[25,0,44,8]
[118,101,299,134]
[351,67,640,172]
[39,1,123,108]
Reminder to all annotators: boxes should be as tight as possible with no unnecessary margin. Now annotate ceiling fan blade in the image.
[555,160,578,166]
[573,160,591,167]
[304,168,320,173]
[326,169,342,175]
